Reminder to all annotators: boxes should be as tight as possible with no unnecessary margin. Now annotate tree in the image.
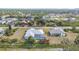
[23,36,35,48]
[74,35,79,44]
[72,26,76,31]
[27,36,35,44]
[57,21,63,26]
[8,24,12,30]
[28,21,34,26]
[5,29,13,36]
[34,16,42,26]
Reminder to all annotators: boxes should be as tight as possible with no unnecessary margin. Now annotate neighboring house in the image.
[18,17,26,21]
[5,16,18,24]
[48,27,65,37]
[8,21,15,27]
[5,18,17,26]
[42,15,60,21]
[6,20,13,24]
[0,20,6,24]
[64,18,76,22]
[19,23,28,27]
[42,15,50,21]
[0,17,6,24]
[6,18,18,21]
[19,16,34,21]
[0,28,5,37]
[24,28,46,40]
[26,16,34,21]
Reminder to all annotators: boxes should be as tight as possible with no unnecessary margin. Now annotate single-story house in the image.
[0,20,6,24]
[42,15,50,21]
[26,16,34,21]
[4,17,18,24]
[24,28,46,40]
[19,16,34,22]
[64,18,76,22]
[48,27,65,37]
[0,28,5,37]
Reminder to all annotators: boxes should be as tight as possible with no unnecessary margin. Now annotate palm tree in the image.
[8,24,12,30]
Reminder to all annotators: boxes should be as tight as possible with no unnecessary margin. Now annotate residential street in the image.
[1,26,79,29]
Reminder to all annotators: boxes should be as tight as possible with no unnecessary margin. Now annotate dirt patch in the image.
[66,32,78,42]
[48,32,78,45]
[1,28,26,41]
[48,36,62,45]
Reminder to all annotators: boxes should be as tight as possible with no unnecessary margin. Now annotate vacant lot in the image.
[2,28,26,41]
[48,32,78,45]
[9,28,26,40]
[48,36,62,45]
[66,32,78,42]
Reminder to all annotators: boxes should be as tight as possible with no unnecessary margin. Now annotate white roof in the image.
[50,27,65,34]
[64,18,76,21]
[27,28,44,35]
[0,28,4,31]
[24,31,35,39]
[0,28,4,33]
[37,29,44,34]
[24,28,44,39]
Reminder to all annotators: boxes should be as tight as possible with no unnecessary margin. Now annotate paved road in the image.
[1,26,79,29]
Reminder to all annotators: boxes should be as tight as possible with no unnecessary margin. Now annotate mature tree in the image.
[72,26,76,31]
[34,16,39,26]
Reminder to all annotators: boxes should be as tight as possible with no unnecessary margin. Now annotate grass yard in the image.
[0,24,8,27]
[2,28,27,41]
[62,21,79,26]
[9,28,26,40]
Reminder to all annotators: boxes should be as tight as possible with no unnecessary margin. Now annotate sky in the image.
[0,0,79,9]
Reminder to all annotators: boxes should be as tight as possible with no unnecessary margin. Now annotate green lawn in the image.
[61,21,79,26]
[0,24,8,27]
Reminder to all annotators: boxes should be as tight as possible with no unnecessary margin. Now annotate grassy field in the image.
[62,21,79,26]
[0,24,8,27]
[9,28,26,40]
[2,28,26,41]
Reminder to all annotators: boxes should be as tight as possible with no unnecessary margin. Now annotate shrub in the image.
[5,29,12,36]
[74,35,79,44]
[33,44,49,48]
[5,28,17,36]
[72,29,79,33]
[64,29,70,32]
[22,36,35,48]
[0,38,20,48]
